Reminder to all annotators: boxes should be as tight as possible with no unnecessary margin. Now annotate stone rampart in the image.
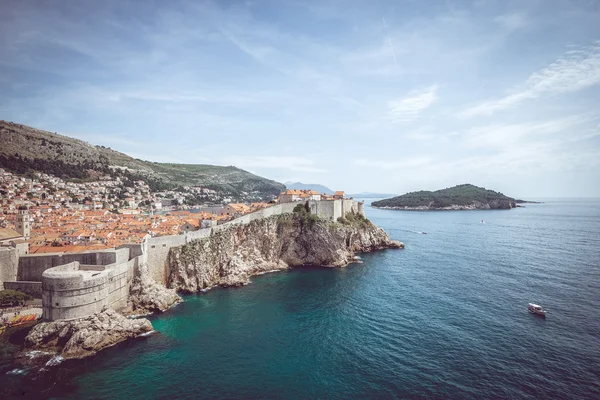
[17,248,129,282]
[41,256,136,321]
[38,199,365,320]
[3,281,42,297]
[145,200,361,283]
[0,247,18,290]
[146,235,186,284]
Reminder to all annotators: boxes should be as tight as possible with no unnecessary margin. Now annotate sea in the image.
[1,198,599,399]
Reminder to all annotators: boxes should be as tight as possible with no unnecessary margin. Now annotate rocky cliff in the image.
[167,213,403,292]
[24,308,153,359]
[127,264,181,315]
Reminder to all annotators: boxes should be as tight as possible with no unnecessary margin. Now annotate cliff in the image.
[24,308,153,359]
[167,213,403,292]
[372,184,517,210]
[127,264,182,315]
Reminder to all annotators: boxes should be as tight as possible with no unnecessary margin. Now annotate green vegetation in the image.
[372,184,516,209]
[0,290,33,307]
[292,201,320,226]
[0,120,284,198]
[337,211,371,228]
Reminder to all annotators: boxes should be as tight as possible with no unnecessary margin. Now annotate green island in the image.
[371,184,517,210]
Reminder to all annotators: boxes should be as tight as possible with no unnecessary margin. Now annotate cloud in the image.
[461,115,595,149]
[461,41,600,117]
[494,13,528,32]
[354,157,432,170]
[224,156,326,173]
[387,86,438,123]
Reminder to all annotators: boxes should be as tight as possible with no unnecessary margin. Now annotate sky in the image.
[1,0,599,197]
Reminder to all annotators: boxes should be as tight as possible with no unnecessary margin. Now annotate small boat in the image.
[528,303,547,316]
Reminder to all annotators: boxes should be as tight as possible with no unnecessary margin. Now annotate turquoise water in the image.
[2,199,600,398]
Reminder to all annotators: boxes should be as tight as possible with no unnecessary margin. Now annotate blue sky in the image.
[1,0,599,197]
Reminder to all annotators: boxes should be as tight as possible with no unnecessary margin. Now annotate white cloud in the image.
[494,13,528,32]
[461,115,595,149]
[387,86,438,123]
[354,157,432,170]
[225,156,325,173]
[461,41,600,117]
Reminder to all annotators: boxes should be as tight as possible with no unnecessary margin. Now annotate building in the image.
[278,190,322,203]
[334,191,345,200]
[0,228,24,247]
[16,206,31,240]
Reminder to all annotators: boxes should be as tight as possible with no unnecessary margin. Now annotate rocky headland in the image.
[21,211,401,361]
[23,308,153,360]
[167,212,403,292]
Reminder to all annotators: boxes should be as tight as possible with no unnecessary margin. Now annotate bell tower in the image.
[16,206,31,240]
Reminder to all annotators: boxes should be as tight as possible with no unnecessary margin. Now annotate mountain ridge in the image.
[0,120,284,198]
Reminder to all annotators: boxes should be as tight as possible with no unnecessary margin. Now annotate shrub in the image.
[0,290,33,307]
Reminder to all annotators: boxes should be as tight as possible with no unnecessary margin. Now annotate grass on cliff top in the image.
[372,183,515,208]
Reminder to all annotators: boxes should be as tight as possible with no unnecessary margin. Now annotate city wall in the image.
[41,256,136,321]
[32,199,362,321]
[145,199,363,284]
[17,248,129,282]
[0,247,18,290]
[4,281,42,297]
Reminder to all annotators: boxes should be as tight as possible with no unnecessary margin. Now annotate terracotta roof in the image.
[0,228,22,241]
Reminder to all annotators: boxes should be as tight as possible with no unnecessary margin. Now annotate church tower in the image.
[16,206,31,240]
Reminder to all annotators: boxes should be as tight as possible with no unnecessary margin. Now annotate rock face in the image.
[24,308,153,359]
[127,264,181,315]
[168,214,403,292]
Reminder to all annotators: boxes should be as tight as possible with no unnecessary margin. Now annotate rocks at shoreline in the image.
[127,265,181,315]
[167,214,403,293]
[24,308,153,359]
[375,199,516,211]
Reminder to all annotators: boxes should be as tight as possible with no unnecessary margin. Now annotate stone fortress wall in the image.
[5,199,363,321]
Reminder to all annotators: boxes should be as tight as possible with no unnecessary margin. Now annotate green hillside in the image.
[0,120,284,197]
[372,184,516,209]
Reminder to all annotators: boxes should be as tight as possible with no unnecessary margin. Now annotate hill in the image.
[0,120,284,198]
[284,181,334,194]
[371,184,517,210]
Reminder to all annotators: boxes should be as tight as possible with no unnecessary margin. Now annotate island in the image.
[371,184,517,210]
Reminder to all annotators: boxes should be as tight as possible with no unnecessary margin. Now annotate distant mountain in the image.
[348,192,398,199]
[284,181,334,195]
[372,184,517,210]
[0,120,285,198]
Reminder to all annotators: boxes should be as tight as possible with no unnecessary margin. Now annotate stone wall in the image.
[4,281,42,297]
[146,235,186,284]
[17,248,129,282]
[144,200,360,283]
[41,257,136,321]
[0,247,18,290]
[35,199,365,321]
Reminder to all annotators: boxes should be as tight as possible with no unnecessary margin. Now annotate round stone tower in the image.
[358,201,365,217]
[16,205,31,240]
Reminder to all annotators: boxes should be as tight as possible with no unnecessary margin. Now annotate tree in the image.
[0,290,33,307]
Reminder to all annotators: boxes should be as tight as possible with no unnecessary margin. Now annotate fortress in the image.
[0,199,364,321]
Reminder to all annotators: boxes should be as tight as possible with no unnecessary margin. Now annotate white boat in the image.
[528,303,547,316]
